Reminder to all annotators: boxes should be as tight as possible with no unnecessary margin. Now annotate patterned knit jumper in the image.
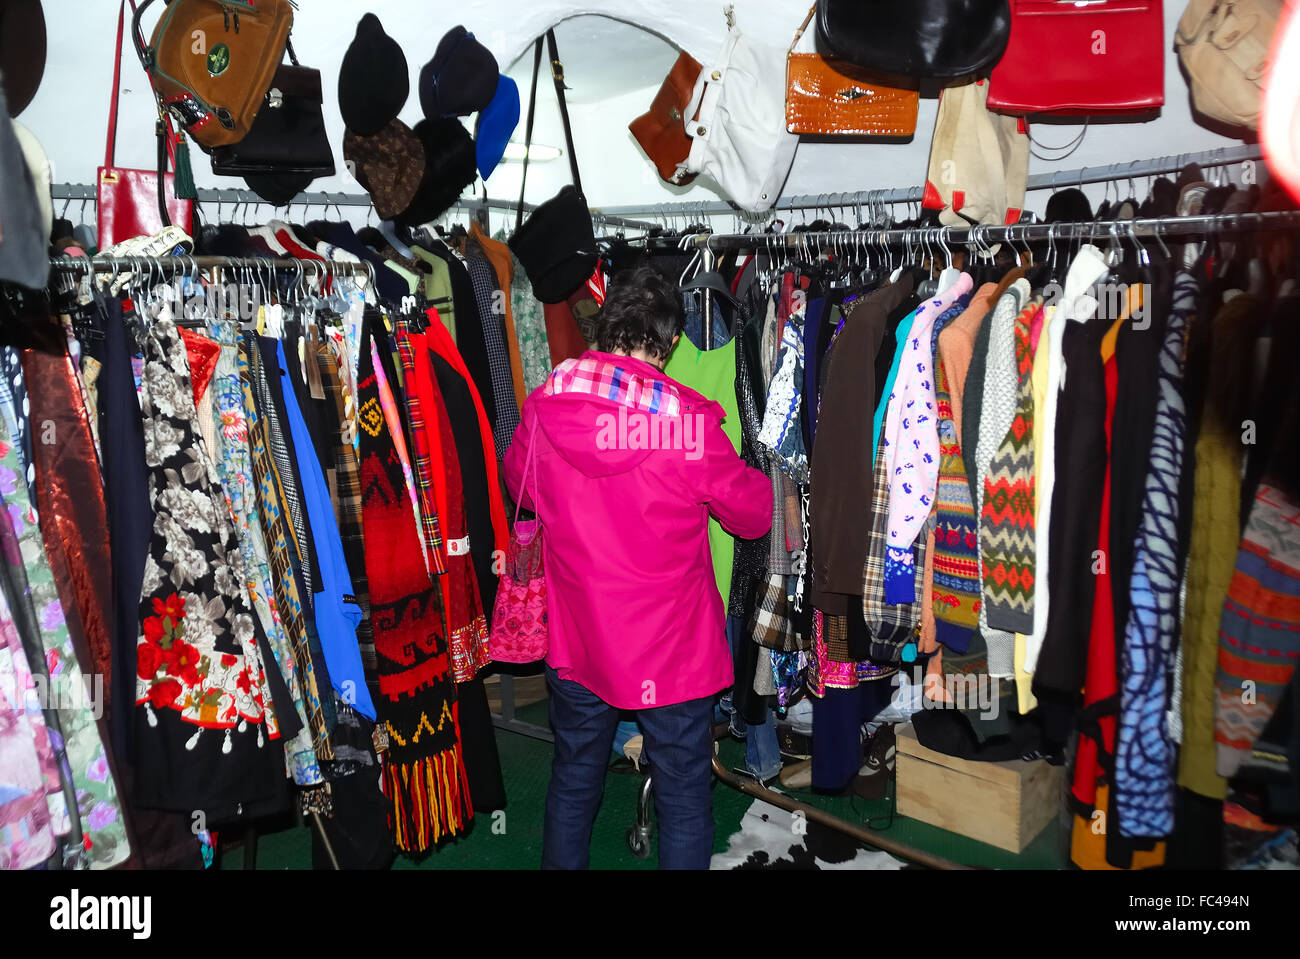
[981,297,1041,634]
[973,281,1028,676]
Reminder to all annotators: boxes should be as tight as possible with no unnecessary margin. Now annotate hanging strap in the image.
[512,415,541,526]
[516,38,544,233]
[515,29,584,232]
[105,0,129,168]
[547,29,583,195]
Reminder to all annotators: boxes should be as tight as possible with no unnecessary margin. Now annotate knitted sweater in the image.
[1214,482,1300,779]
[883,275,973,604]
[932,355,981,652]
[974,281,1031,674]
[981,296,1039,635]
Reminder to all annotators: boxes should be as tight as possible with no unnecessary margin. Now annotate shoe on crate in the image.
[852,724,897,801]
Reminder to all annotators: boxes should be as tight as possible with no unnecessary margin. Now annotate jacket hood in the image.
[530,353,725,479]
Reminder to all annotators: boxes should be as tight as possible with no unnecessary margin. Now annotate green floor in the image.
[241,701,1068,870]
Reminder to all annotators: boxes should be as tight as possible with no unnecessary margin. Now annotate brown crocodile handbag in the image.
[785,6,918,137]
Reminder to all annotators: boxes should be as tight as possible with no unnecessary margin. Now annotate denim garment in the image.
[543,666,714,869]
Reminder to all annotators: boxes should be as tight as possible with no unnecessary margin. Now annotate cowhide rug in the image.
[710,796,908,870]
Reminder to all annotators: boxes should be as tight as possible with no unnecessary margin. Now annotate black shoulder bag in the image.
[507,30,598,304]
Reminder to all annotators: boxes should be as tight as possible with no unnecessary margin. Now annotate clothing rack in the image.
[598,144,1266,220]
[49,254,374,276]
[48,183,659,233]
[690,210,1300,344]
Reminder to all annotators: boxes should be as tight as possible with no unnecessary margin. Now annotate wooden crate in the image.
[895,724,1063,853]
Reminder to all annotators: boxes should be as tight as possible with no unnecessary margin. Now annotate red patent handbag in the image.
[97,0,193,249]
[987,0,1165,116]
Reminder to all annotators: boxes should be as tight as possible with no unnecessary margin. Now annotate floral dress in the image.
[0,420,130,868]
[133,308,285,818]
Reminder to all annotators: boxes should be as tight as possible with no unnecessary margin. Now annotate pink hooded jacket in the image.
[503,351,772,709]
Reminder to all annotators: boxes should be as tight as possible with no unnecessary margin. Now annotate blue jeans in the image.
[722,616,783,782]
[542,666,715,870]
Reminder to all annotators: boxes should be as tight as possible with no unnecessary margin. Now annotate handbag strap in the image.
[515,37,544,233]
[546,29,583,196]
[513,415,542,525]
[105,0,129,168]
[789,5,816,55]
[515,30,585,231]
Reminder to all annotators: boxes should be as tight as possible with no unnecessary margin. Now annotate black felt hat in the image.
[0,0,47,117]
[419,25,498,119]
[338,13,408,137]
[1044,187,1092,223]
[395,117,478,226]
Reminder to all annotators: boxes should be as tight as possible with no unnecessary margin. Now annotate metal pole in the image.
[689,210,1300,253]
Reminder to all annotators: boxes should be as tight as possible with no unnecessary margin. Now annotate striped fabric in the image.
[315,340,379,696]
[250,338,314,601]
[466,251,521,458]
[980,297,1041,635]
[1214,482,1300,778]
[545,354,684,416]
[238,343,334,763]
[1115,271,1195,838]
[392,326,448,575]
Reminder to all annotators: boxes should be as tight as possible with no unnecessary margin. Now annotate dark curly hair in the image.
[595,266,684,361]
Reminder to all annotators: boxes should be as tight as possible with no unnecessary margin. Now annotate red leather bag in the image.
[98,0,193,248]
[987,0,1165,116]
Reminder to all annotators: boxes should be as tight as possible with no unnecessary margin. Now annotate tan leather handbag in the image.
[1176,0,1283,130]
[785,6,918,137]
[629,51,701,184]
[133,0,293,150]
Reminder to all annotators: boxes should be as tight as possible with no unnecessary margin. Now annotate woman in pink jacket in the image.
[504,267,772,869]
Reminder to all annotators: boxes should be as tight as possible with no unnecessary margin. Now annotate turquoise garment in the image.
[871,308,918,455]
[275,340,375,721]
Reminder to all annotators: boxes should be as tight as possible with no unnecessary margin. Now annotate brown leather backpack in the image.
[132,0,293,150]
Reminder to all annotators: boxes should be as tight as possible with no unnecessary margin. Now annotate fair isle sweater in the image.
[981,297,1041,636]
[973,280,1029,676]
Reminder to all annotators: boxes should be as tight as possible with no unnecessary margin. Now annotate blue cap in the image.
[475,74,520,181]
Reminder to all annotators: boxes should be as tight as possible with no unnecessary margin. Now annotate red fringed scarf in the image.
[396,323,490,682]
[357,315,471,852]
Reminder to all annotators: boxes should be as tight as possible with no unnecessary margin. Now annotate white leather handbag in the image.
[679,7,799,214]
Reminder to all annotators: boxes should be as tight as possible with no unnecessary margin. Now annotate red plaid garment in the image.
[393,324,448,576]
[544,355,683,416]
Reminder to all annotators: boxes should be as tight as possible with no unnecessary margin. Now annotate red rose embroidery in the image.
[137,642,162,680]
[143,615,164,644]
[221,653,238,668]
[163,640,203,687]
[152,593,186,622]
[148,679,182,708]
[236,669,252,694]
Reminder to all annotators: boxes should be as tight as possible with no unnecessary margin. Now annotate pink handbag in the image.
[489,420,548,663]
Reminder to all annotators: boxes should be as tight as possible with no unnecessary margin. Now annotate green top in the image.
[665,337,741,605]
[411,246,457,343]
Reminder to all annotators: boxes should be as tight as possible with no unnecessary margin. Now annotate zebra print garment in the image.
[1115,270,1197,838]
